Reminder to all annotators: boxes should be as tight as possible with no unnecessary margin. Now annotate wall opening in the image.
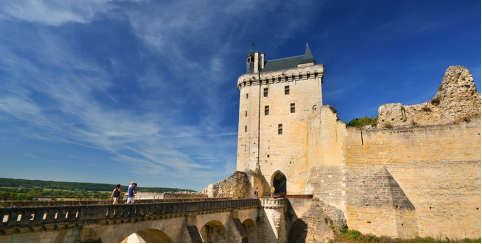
[242,219,257,243]
[272,171,287,194]
[287,218,307,242]
[200,220,227,243]
[121,229,173,243]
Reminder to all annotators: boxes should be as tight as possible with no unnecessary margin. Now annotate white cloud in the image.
[0,0,116,26]
[0,0,320,189]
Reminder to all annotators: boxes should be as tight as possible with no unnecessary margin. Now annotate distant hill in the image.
[0,178,196,193]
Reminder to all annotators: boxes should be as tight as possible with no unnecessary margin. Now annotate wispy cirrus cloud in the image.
[0,0,117,26]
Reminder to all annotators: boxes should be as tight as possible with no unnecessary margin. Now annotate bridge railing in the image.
[0,199,261,229]
[0,197,251,208]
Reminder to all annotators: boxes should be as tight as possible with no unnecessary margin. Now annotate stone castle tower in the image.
[236,44,324,195]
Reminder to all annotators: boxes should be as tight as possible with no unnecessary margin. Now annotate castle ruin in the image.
[204,45,481,241]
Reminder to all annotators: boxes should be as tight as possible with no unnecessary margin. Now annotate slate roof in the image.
[261,55,304,72]
[299,44,316,65]
[259,44,317,73]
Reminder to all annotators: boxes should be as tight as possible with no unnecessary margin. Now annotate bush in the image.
[383,123,393,129]
[330,227,481,243]
[430,97,440,105]
[346,230,361,239]
[347,116,376,128]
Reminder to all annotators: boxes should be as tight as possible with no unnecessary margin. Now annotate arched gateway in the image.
[271,171,287,194]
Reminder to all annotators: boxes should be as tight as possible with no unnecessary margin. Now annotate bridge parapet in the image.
[0,199,261,232]
[0,197,235,208]
[260,198,285,209]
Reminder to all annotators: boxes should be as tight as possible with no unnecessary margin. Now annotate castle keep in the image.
[237,45,324,194]
[204,46,481,241]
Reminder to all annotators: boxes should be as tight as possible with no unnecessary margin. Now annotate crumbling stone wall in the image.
[286,199,346,243]
[378,66,481,127]
[202,171,252,198]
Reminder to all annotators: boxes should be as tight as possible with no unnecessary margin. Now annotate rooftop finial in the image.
[251,43,255,52]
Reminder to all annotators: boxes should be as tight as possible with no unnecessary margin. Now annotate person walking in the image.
[254,187,259,198]
[111,184,122,204]
[126,182,137,204]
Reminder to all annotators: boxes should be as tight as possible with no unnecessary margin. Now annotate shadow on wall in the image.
[285,199,347,243]
[200,220,227,243]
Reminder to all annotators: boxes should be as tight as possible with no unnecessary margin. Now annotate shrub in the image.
[347,116,376,128]
[411,120,418,126]
[438,85,443,91]
[421,106,431,112]
[383,123,393,129]
[430,97,440,105]
[330,227,481,243]
[463,117,471,123]
[346,230,361,239]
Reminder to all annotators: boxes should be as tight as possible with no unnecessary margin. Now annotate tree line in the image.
[0,178,195,200]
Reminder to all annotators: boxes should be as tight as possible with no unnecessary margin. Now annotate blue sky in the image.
[0,0,479,191]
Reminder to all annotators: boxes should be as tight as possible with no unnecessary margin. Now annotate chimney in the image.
[253,52,259,73]
[260,53,265,70]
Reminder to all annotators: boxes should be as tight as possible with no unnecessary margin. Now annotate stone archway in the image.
[242,219,257,243]
[287,218,308,243]
[200,220,227,243]
[272,171,287,194]
[121,229,173,243]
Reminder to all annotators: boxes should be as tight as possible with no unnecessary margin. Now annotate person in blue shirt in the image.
[126,181,137,204]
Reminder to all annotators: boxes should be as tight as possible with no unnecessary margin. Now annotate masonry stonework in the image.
[205,47,481,241]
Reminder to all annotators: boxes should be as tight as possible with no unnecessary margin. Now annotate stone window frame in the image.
[285,85,290,95]
[245,126,247,132]
[290,103,295,113]
[278,124,283,135]
[263,88,268,97]
[265,106,269,116]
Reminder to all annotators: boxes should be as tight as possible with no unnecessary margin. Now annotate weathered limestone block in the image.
[435,65,481,122]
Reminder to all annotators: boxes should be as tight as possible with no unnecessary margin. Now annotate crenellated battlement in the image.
[237,64,324,89]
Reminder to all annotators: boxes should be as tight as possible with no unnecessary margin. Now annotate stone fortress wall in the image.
[205,58,481,240]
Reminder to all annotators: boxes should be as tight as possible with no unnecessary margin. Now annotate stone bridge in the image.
[0,198,286,243]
